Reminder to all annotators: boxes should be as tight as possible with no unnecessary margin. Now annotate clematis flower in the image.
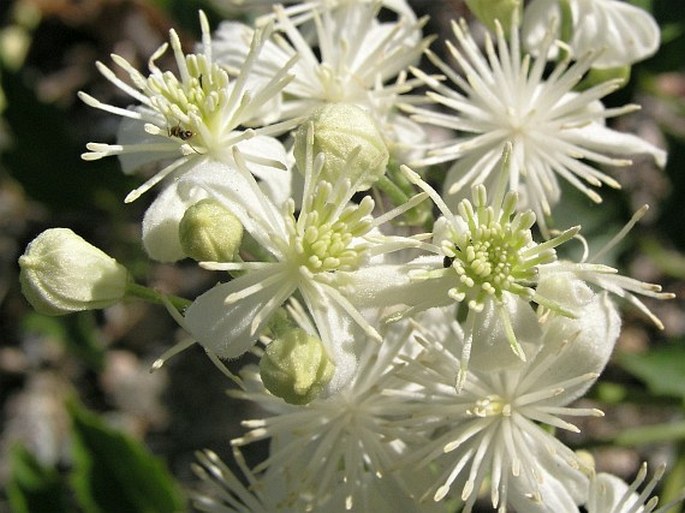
[80,11,297,204]
[229,318,424,511]
[405,17,666,233]
[392,166,580,389]
[179,127,426,361]
[392,281,620,512]
[210,3,431,160]
[522,0,661,69]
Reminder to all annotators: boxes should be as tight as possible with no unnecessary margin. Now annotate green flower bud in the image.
[178,199,244,262]
[259,328,335,405]
[18,228,129,315]
[293,102,389,191]
[465,0,522,33]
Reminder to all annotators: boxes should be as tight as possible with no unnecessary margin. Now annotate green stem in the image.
[125,282,192,312]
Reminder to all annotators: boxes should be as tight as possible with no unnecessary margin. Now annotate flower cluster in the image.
[18,1,680,512]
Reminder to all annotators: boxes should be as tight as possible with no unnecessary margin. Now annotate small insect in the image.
[443,255,455,268]
[168,124,194,141]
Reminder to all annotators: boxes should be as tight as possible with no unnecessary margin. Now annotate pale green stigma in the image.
[287,182,374,274]
[441,185,578,313]
[145,51,230,152]
[467,395,511,418]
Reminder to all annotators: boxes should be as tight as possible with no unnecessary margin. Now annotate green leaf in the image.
[6,443,70,513]
[616,343,685,400]
[68,402,185,513]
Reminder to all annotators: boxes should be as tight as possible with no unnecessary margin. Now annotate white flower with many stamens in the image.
[405,17,666,233]
[79,11,297,204]
[522,0,661,68]
[210,3,431,159]
[399,166,579,389]
[180,129,426,361]
[392,284,620,512]
[229,319,426,511]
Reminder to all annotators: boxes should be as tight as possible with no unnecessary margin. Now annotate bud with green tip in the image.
[178,199,244,262]
[293,102,389,192]
[259,328,336,405]
[18,228,129,315]
[465,0,522,33]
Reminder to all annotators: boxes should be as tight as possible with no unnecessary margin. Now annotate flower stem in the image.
[125,282,192,311]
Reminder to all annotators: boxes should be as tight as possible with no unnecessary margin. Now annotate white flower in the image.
[586,463,685,513]
[210,3,431,159]
[392,285,620,511]
[522,0,661,68]
[179,133,426,360]
[229,321,421,510]
[395,167,580,388]
[405,18,666,232]
[79,11,296,203]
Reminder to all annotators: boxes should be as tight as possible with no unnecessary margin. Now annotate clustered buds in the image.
[16,1,680,512]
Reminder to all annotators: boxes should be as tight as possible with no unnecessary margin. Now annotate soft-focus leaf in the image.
[68,402,185,513]
[617,343,685,399]
[21,311,105,371]
[6,443,70,513]
[0,64,132,212]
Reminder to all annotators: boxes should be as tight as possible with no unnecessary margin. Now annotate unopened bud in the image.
[465,0,522,33]
[293,103,389,191]
[178,199,243,262]
[18,228,129,315]
[259,328,335,405]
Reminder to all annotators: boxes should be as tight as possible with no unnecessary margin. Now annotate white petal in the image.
[587,473,631,513]
[234,135,293,206]
[469,295,543,372]
[522,0,563,60]
[565,121,667,168]
[571,0,660,68]
[537,273,621,405]
[509,441,588,513]
[184,266,294,359]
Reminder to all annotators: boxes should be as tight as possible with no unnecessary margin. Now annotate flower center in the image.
[468,395,511,418]
[146,53,230,152]
[442,189,542,309]
[288,183,374,273]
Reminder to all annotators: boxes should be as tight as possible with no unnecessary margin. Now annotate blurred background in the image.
[0,1,684,512]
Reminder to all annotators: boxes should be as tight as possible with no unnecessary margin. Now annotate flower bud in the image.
[178,199,244,262]
[18,228,129,315]
[465,0,522,33]
[259,328,335,405]
[293,102,389,191]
